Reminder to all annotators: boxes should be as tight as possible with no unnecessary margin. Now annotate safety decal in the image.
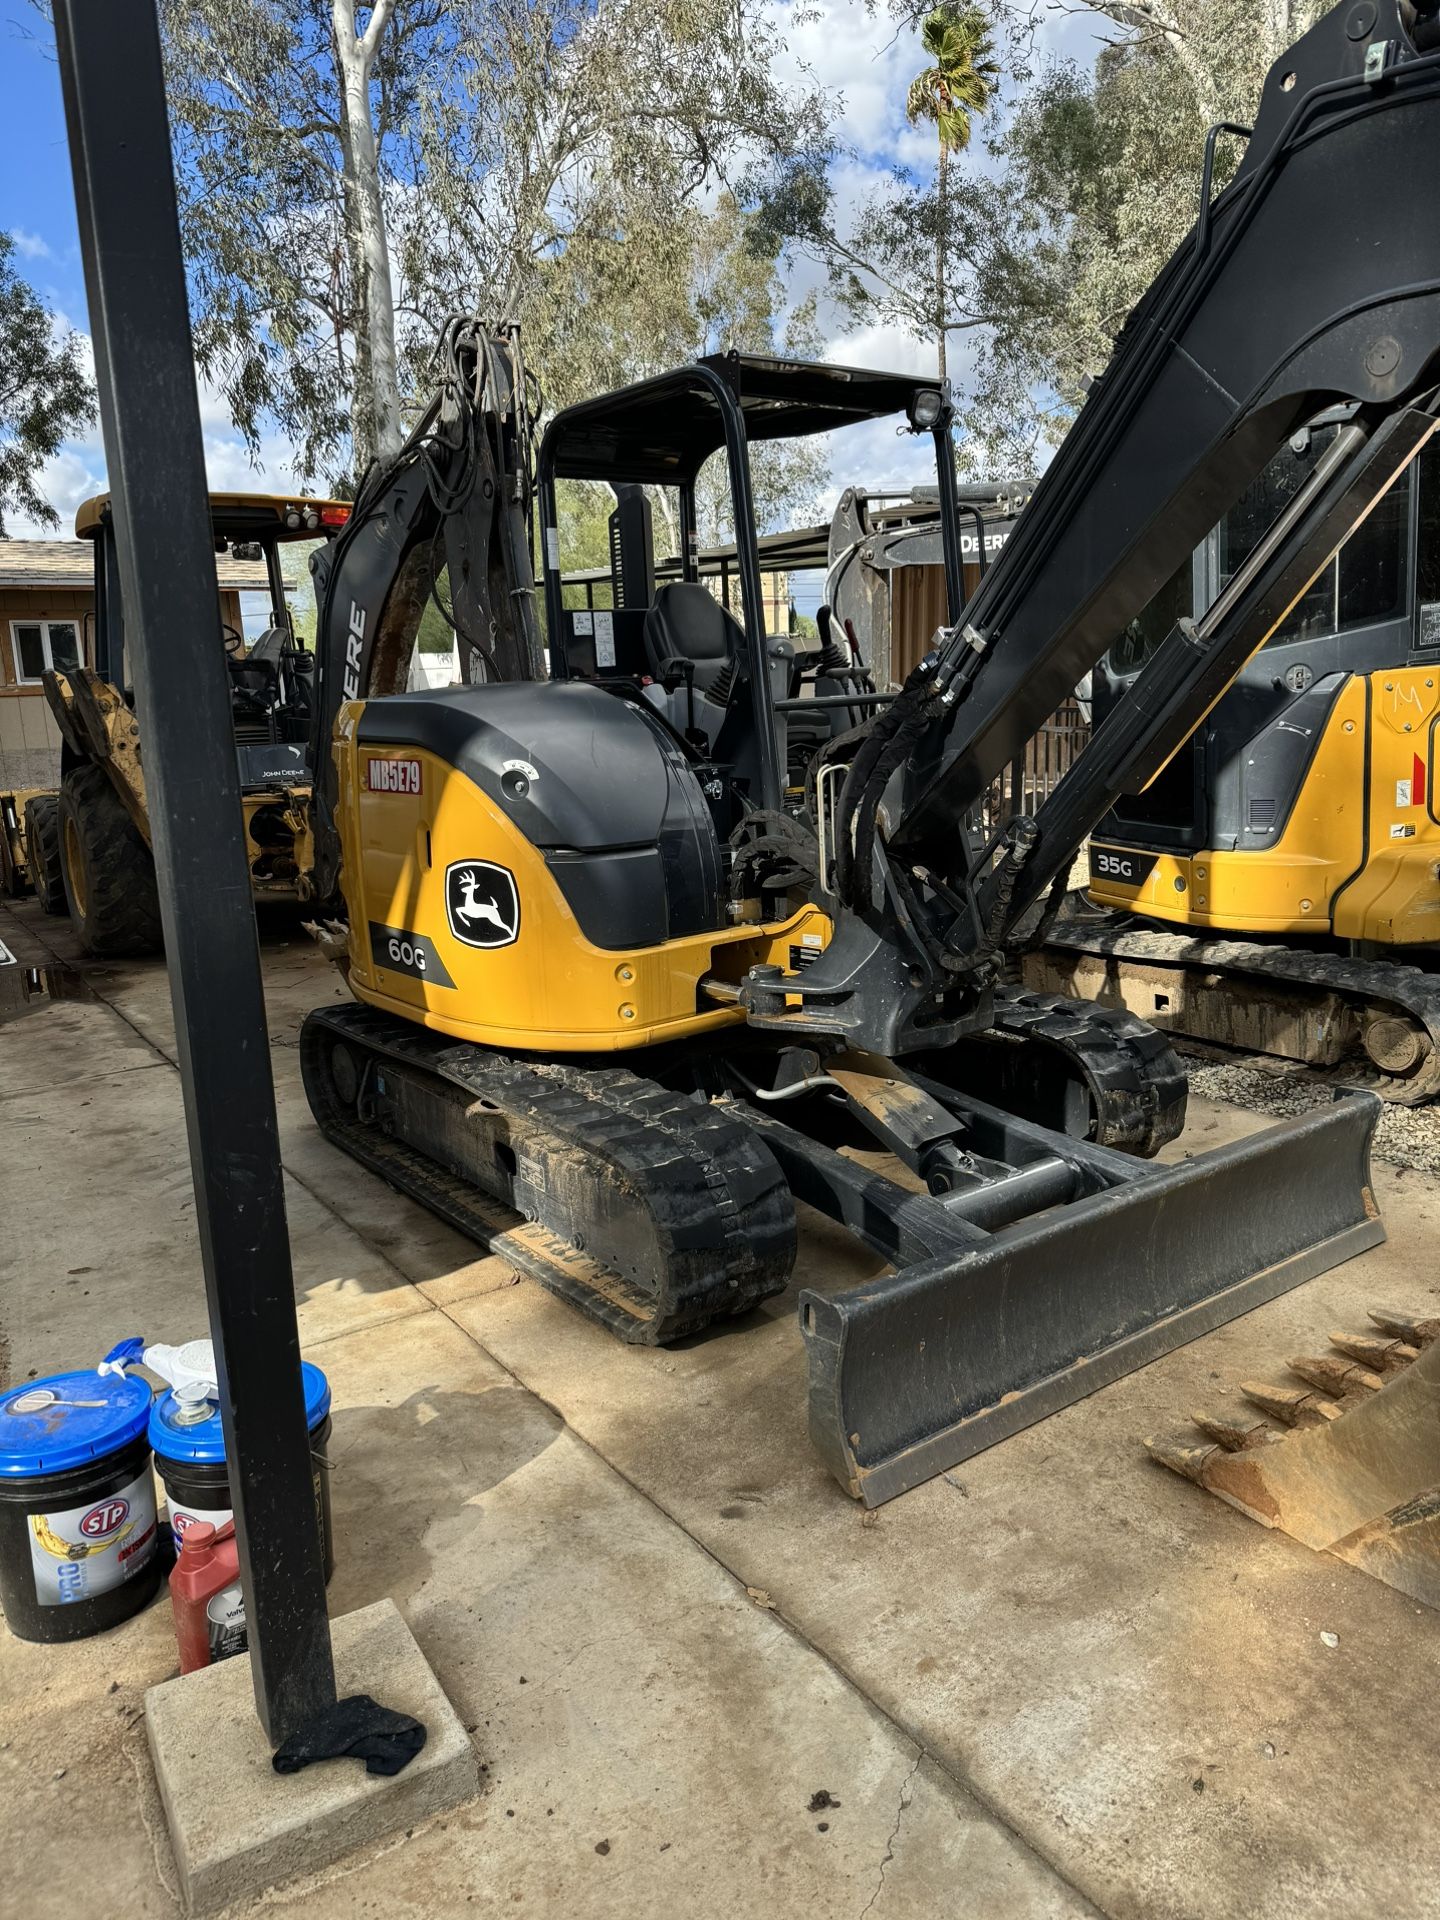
[1396,756,1428,810]
[445,860,521,950]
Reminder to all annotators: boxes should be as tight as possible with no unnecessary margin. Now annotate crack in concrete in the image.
[119,1719,182,1910]
[859,1750,921,1920]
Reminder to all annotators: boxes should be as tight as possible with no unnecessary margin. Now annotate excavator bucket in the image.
[1148,1310,1440,1609]
[793,1091,1384,1506]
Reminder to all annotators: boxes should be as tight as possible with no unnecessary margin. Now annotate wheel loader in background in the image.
[281,0,1440,1584]
[3,491,349,954]
[1031,417,1440,1101]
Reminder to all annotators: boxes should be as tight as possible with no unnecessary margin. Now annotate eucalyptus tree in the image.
[160,0,827,492]
[0,231,95,535]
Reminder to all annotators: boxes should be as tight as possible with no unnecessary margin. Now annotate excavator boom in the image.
[906,0,1440,853]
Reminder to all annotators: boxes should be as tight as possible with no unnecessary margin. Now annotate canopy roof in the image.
[542,353,942,485]
[74,492,350,542]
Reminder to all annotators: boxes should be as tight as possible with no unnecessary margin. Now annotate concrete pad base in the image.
[145,1598,479,1914]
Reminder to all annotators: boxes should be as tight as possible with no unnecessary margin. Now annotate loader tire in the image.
[23,793,68,914]
[58,763,162,956]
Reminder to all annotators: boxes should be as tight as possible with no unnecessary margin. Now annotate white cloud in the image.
[771,1,925,160]
[4,443,106,538]
[12,1,1086,551]
[9,227,52,262]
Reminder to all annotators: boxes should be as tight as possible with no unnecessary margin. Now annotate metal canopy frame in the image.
[540,353,945,486]
[54,0,336,1745]
[537,357,966,813]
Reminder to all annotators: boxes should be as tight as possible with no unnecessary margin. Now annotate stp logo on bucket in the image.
[79,1497,130,1540]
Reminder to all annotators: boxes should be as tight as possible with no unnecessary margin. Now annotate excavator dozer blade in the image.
[1149,1313,1440,1610]
[800,1095,1382,1507]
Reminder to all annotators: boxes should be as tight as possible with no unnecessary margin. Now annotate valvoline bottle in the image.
[169,1517,245,1672]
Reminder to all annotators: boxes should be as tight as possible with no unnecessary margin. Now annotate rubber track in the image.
[301,1002,795,1344]
[1046,918,1440,1104]
[944,984,1189,1157]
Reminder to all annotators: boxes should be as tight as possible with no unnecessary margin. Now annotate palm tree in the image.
[906,5,999,380]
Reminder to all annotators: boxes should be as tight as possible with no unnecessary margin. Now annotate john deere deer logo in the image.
[445,861,520,950]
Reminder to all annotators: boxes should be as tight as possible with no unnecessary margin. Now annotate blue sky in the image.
[2,0,1100,614]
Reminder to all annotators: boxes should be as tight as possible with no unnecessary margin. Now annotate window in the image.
[1413,440,1440,647]
[1106,558,1194,677]
[11,619,81,684]
[1218,426,1411,648]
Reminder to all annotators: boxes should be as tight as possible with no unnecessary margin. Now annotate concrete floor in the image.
[2,893,1438,1920]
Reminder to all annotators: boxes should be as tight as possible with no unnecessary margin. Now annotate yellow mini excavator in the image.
[1033,419,1440,1101]
[298,3,1440,1535]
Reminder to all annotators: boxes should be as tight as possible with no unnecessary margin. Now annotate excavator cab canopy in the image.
[540,353,947,483]
[73,490,351,543]
[537,353,966,812]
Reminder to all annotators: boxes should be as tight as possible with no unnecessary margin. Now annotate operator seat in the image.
[228,624,293,736]
[643,582,742,697]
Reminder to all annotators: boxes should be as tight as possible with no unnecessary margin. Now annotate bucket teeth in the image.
[1367,1307,1440,1348]
[1328,1331,1420,1374]
[1240,1380,1343,1427]
[1145,1437,1220,1484]
[1287,1355,1384,1397]
[1190,1411,1282,1452]
[1150,1306,1440,1611]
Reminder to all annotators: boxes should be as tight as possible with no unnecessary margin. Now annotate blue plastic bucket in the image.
[149,1362,334,1579]
[0,1368,161,1642]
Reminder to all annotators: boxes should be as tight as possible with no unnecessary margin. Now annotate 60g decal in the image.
[388,934,427,971]
[367,922,456,988]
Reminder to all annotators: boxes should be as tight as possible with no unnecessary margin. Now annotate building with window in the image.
[0,538,273,790]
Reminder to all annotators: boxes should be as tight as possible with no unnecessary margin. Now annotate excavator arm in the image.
[797,0,1440,1054]
[307,321,541,901]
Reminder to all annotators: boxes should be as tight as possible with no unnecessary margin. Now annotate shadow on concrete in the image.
[324,1385,563,1620]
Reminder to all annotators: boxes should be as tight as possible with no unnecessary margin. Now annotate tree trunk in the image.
[936,141,948,383]
[650,484,679,560]
[331,0,404,474]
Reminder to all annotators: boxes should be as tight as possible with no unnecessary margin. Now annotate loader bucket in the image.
[1149,1310,1440,1610]
[800,1095,1382,1507]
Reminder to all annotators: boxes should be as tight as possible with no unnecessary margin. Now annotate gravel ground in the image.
[1186,1053,1440,1173]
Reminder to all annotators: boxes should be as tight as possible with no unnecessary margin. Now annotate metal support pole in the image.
[53,0,336,1746]
[931,418,966,624]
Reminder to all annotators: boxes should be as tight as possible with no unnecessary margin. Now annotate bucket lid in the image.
[0,1369,152,1476]
[148,1362,331,1463]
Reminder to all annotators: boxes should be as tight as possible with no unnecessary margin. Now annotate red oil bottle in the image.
[169,1518,246,1672]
